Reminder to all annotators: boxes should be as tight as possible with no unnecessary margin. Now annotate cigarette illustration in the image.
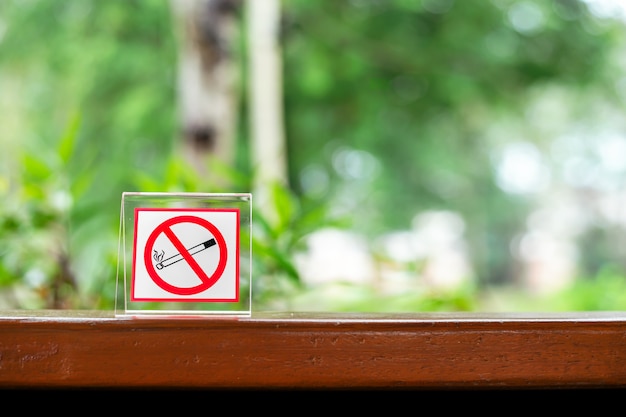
[154,238,216,270]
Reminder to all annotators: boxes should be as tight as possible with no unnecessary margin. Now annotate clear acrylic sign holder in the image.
[115,192,252,318]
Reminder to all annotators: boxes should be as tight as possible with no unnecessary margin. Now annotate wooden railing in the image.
[1,310,626,390]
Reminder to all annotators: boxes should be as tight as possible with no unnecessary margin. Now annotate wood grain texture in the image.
[1,311,626,389]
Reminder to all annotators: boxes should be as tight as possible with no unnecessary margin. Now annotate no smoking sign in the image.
[131,208,240,302]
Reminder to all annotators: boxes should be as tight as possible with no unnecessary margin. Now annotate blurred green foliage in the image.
[0,1,179,308]
[1,0,626,311]
[281,0,626,286]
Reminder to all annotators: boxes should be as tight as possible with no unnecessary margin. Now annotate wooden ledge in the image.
[1,310,626,389]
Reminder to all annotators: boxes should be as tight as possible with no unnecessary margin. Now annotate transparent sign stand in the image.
[115,192,252,318]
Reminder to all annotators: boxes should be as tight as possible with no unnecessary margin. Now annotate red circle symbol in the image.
[143,215,227,295]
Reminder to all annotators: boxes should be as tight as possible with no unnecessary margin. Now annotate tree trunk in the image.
[170,0,288,205]
[246,0,287,191]
[170,0,241,179]
[245,0,288,224]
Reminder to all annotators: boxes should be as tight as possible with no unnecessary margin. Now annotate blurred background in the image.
[2,0,626,312]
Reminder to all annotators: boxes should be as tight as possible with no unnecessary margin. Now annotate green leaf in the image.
[270,181,298,232]
[58,111,81,164]
[22,154,52,182]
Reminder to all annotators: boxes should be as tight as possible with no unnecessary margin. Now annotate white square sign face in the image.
[131,208,240,302]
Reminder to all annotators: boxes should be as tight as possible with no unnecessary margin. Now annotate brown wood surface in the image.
[1,310,626,389]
